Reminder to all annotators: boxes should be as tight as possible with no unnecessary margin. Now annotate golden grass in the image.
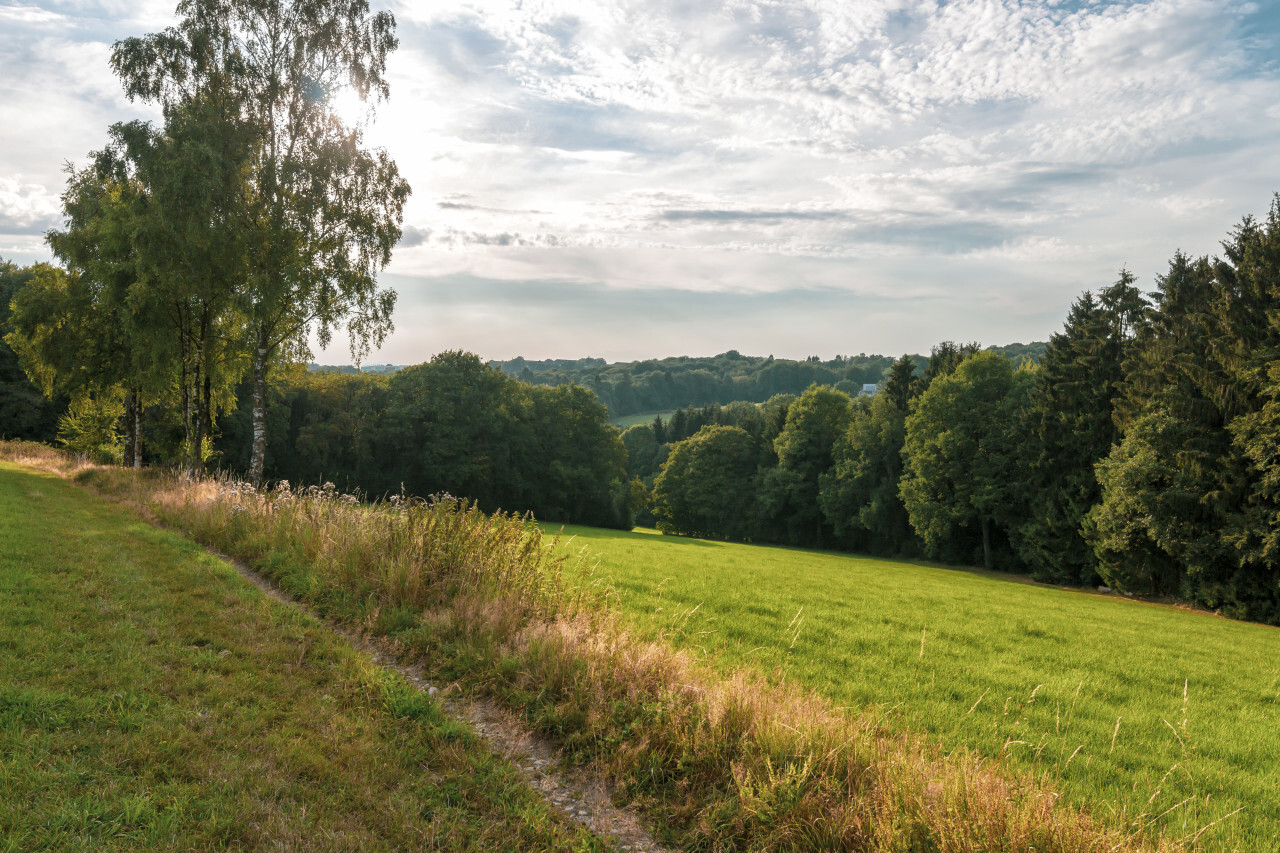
[1,440,1191,853]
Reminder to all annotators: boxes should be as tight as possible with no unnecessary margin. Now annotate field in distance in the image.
[548,523,1280,850]
[610,410,677,429]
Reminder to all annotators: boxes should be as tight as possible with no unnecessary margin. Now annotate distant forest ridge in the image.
[311,342,1046,418]
[308,363,403,375]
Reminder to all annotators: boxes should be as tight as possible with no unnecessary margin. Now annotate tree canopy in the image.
[111,0,410,482]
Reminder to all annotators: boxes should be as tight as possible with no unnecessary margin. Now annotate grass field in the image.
[610,410,675,429]
[0,462,604,853]
[551,524,1280,850]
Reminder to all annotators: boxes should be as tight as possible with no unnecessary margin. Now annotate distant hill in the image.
[302,345,1047,418]
[987,341,1047,365]
[491,343,1047,417]
[308,363,404,375]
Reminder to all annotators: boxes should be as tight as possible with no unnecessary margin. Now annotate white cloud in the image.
[6,0,1280,359]
[0,4,66,25]
[0,176,61,233]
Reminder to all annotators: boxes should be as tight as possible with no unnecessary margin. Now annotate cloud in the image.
[845,219,1014,253]
[659,208,846,222]
[7,0,1280,362]
[0,5,65,26]
[388,0,1279,273]
[0,177,61,235]
[313,268,1074,364]
[397,225,432,248]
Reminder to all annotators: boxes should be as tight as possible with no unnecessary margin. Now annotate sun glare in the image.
[328,86,370,129]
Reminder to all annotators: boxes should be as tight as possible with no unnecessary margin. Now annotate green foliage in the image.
[57,393,124,464]
[652,425,763,539]
[760,385,855,547]
[819,392,916,554]
[112,0,411,483]
[217,351,632,528]
[1087,405,1191,596]
[1015,278,1143,585]
[986,340,1049,365]
[527,382,632,528]
[5,262,122,400]
[99,104,254,471]
[385,351,520,505]
[719,398,767,438]
[494,351,907,417]
[881,353,920,412]
[1086,200,1280,621]
[1230,359,1280,575]
[8,80,257,470]
[496,346,1040,420]
[0,259,63,441]
[620,423,663,481]
[922,340,981,385]
[901,350,1032,569]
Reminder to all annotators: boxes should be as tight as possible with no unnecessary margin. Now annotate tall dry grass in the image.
[2,441,1189,853]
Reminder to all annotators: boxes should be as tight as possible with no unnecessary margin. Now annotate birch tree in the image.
[112,0,410,482]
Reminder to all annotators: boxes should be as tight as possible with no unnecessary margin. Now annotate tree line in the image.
[637,200,1280,624]
[1,0,407,482]
[495,345,1047,418]
[2,3,1276,623]
[215,352,632,527]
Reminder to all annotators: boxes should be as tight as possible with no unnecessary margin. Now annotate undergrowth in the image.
[2,440,1188,853]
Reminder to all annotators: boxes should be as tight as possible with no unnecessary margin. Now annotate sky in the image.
[2,0,1279,364]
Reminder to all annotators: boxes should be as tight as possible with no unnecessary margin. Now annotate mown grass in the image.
[0,441,1186,853]
[550,523,1280,850]
[611,411,677,429]
[0,460,606,853]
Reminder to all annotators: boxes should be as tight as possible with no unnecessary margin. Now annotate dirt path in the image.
[210,548,672,853]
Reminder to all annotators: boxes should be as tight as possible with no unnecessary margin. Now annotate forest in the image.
[491,343,1044,417]
[632,201,1280,625]
[6,199,1280,624]
[0,0,1277,625]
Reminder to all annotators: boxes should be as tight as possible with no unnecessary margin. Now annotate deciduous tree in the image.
[652,425,762,540]
[820,392,915,555]
[901,350,1032,570]
[761,385,853,547]
[112,0,410,483]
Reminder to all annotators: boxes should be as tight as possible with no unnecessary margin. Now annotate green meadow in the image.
[0,462,603,853]
[552,524,1280,850]
[610,410,677,429]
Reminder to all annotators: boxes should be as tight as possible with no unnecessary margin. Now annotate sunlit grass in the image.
[0,442,1191,853]
[550,523,1280,850]
[610,410,676,429]
[0,461,602,852]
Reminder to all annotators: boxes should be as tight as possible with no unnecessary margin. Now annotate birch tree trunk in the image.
[248,327,269,485]
[132,390,143,469]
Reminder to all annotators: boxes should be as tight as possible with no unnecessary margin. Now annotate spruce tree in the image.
[1016,278,1142,585]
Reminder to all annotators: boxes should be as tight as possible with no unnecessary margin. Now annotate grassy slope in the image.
[553,524,1280,850]
[0,462,604,853]
[610,411,677,429]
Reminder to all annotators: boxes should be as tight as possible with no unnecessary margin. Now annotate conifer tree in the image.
[1087,242,1275,617]
[1016,277,1144,585]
